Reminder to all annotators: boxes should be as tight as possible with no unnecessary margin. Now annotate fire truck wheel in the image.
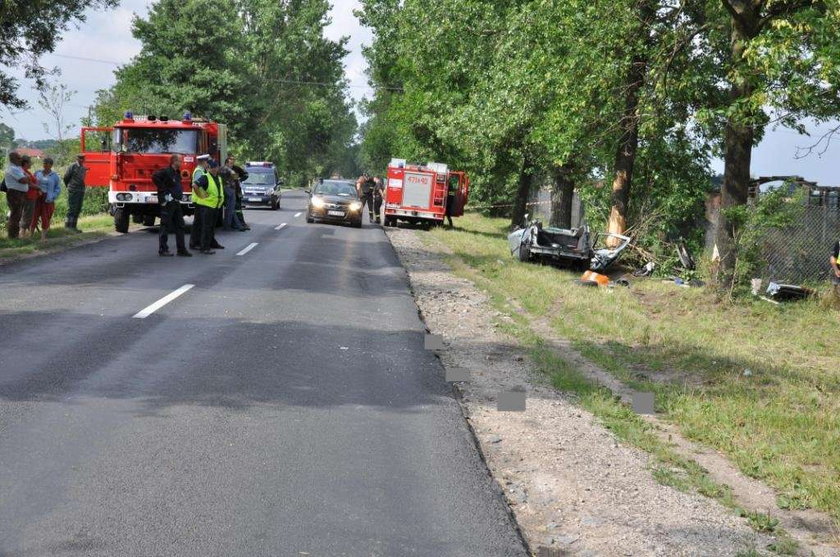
[114,208,130,233]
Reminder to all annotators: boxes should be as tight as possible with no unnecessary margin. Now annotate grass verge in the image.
[420,213,839,532]
[0,214,114,261]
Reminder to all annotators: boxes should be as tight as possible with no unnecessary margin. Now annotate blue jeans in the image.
[223,187,244,229]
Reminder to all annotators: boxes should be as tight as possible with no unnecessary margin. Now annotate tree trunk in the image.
[550,163,574,229]
[714,3,760,285]
[607,0,655,245]
[511,155,534,229]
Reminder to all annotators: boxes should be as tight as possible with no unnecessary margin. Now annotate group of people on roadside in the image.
[152,153,250,256]
[2,151,87,240]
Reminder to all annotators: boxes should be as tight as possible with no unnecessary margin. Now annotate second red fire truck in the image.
[384,159,469,228]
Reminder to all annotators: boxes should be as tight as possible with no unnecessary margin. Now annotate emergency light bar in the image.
[247,161,274,167]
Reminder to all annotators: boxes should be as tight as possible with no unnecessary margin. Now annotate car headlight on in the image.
[311,196,326,208]
[349,201,362,211]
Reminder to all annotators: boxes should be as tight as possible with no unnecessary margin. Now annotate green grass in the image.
[0,214,114,260]
[426,213,840,529]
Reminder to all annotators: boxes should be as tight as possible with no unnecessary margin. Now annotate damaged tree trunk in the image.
[550,163,575,229]
[510,154,534,229]
[714,1,760,286]
[607,0,655,245]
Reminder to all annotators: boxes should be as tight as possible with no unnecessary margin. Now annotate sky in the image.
[0,1,837,185]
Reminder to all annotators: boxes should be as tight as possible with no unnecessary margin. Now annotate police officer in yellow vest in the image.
[193,154,210,183]
[190,159,225,254]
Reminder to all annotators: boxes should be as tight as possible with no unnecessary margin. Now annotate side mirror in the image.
[304,189,311,195]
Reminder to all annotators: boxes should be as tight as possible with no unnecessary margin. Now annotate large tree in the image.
[0,0,117,109]
[91,0,356,186]
[710,0,838,282]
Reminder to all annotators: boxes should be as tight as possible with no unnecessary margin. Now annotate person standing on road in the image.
[372,176,384,225]
[831,239,840,295]
[63,154,87,232]
[153,154,192,257]
[31,157,61,241]
[356,173,376,224]
[190,160,225,254]
[220,156,246,231]
[445,174,459,228]
[193,154,210,184]
[231,160,250,231]
[19,155,39,239]
[3,152,31,239]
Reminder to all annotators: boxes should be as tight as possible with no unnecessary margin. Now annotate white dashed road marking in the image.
[275,223,288,230]
[236,243,259,256]
[294,212,302,218]
[133,284,195,319]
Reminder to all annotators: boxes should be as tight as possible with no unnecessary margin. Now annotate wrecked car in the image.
[508,215,631,272]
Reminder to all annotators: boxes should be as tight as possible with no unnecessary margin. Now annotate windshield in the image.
[315,181,357,197]
[244,172,276,186]
[113,128,199,154]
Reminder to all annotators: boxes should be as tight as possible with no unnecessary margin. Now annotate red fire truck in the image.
[81,112,227,232]
[383,159,469,228]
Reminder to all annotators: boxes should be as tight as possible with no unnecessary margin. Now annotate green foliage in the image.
[357,0,840,280]
[0,0,118,109]
[724,186,806,287]
[89,0,357,184]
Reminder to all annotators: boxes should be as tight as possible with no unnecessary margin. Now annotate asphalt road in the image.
[0,191,526,557]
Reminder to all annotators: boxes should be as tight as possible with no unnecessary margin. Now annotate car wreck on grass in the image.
[508,216,632,272]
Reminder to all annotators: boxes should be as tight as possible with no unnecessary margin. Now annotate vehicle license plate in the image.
[328,210,344,217]
[248,197,261,202]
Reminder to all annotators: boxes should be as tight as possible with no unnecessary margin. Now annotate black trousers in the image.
[66,186,85,224]
[373,194,383,220]
[159,201,186,253]
[200,206,218,250]
[445,195,456,225]
[190,206,218,250]
[360,192,375,220]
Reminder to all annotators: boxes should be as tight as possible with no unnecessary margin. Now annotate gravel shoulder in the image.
[386,226,782,556]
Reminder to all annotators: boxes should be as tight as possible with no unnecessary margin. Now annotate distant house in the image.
[15,147,45,159]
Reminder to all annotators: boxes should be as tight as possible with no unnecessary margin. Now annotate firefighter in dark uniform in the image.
[372,176,384,224]
[356,173,376,223]
[152,154,191,256]
[445,174,459,227]
[190,160,225,254]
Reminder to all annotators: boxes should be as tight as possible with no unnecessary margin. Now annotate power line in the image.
[47,53,122,66]
[45,53,399,91]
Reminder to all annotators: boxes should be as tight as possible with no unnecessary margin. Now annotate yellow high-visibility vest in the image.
[194,172,224,209]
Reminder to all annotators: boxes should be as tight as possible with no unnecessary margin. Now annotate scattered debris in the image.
[766,282,815,302]
[633,261,656,277]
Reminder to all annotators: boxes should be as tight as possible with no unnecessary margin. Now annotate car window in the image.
[244,171,276,185]
[315,182,356,197]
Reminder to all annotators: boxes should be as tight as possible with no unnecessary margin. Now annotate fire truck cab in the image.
[383,159,469,228]
[81,112,227,233]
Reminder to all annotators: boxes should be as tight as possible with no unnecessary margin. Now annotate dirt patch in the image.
[386,226,838,556]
